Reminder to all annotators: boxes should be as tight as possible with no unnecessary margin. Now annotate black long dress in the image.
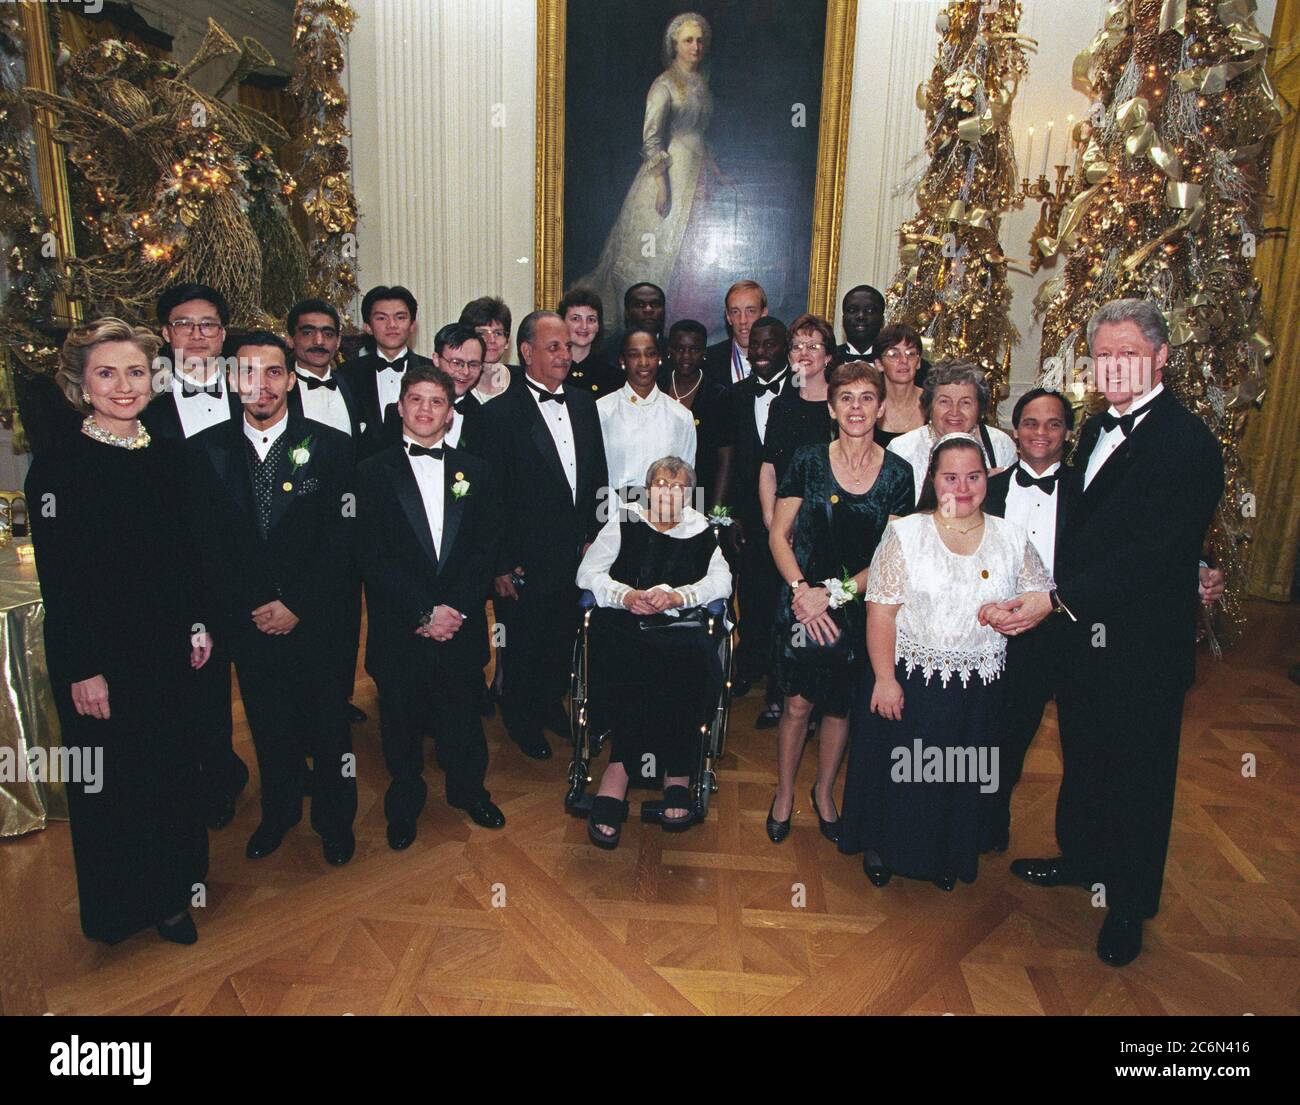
[26,430,209,943]
[772,444,914,716]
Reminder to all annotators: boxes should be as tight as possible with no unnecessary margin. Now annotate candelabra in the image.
[1019,163,1075,273]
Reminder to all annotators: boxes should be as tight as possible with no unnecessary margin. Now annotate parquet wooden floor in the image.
[2,601,1297,1016]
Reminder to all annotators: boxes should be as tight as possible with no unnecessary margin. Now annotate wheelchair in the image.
[564,589,735,828]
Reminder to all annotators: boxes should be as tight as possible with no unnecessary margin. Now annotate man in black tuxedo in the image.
[187,332,358,866]
[991,299,1224,966]
[140,282,248,831]
[713,316,793,725]
[340,285,434,460]
[356,366,505,847]
[980,388,1074,852]
[836,284,885,363]
[481,310,609,759]
[704,279,766,390]
[286,298,368,726]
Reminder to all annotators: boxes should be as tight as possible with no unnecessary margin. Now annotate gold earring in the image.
[81,391,91,404]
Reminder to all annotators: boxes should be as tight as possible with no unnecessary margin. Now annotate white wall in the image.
[347,0,1275,377]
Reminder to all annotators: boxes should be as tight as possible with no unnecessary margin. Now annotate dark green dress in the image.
[773,443,914,715]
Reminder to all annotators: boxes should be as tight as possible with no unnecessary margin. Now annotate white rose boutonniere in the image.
[707,504,733,527]
[289,434,314,473]
[451,471,470,500]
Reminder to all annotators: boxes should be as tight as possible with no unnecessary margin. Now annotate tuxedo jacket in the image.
[141,385,243,441]
[1053,389,1222,692]
[287,363,364,442]
[450,391,487,456]
[480,379,608,594]
[704,338,738,391]
[185,413,355,647]
[983,464,1070,552]
[717,371,790,530]
[339,350,436,460]
[355,443,497,678]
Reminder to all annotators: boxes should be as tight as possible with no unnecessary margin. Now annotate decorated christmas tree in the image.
[886,0,1031,413]
[1036,0,1282,638]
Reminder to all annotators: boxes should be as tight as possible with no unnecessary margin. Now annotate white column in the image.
[347,0,536,354]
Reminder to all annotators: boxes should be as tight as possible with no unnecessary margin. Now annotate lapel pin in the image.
[282,481,293,491]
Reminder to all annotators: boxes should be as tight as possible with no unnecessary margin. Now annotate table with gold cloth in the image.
[0,541,67,836]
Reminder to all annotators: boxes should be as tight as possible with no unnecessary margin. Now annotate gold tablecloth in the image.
[0,540,67,836]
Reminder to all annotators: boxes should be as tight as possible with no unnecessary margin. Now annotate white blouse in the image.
[888,423,1017,504]
[576,502,732,614]
[864,512,1054,687]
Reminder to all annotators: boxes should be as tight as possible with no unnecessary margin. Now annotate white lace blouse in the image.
[864,512,1054,687]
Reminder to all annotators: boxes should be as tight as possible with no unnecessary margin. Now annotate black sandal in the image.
[660,785,695,832]
[587,795,629,850]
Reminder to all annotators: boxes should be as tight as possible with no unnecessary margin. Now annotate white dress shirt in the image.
[295,367,352,435]
[374,346,409,415]
[597,383,696,491]
[1083,382,1164,490]
[172,368,231,438]
[888,423,1018,504]
[729,341,752,384]
[527,379,578,500]
[577,502,733,615]
[753,369,790,444]
[445,410,464,448]
[1004,460,1061,573]
[243,412,289,461]
[842,341,871,359]
[403,435,445,559]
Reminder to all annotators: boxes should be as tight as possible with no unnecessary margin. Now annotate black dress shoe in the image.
[245,820,295,859]
[387,819,417,851]
[156,913,198,945]
[1097,911,1143,966]
[322,831,355,866]
[765,795,792,843]
[811,784,840,845]
[864,856,892,887]
[346,702,368,724]
[1010,855,1093,889]
[511,729,552,760]
[207,790,238,831]
[755,702,783,730]
[461,799,506,829]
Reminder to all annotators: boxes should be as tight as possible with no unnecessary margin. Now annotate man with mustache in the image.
[713,316,793,725]
[187,332,357,865]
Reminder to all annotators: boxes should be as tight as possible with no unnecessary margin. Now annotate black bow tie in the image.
[407,442,444,459]
[180,380,222,399]
[378,356,407,373]
[1100,410,1137,437]
[528,383,566,405]
[303,374,338,391]
[754,373,787,397]
[1014,466,1058,493]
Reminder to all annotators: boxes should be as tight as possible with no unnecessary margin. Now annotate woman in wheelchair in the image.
[575,456,733,848]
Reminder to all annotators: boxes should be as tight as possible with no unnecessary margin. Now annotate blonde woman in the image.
[26,317,212,945]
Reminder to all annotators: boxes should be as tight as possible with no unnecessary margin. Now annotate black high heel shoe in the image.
[811,784,840,845]
[863,854,891,887]
[766,795,792,843]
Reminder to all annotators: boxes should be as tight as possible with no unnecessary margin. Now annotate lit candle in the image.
[1024,126,1034,177]
[1041,120,1054,176]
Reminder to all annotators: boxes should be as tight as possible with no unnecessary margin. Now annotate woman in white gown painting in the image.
[582,12,722,313]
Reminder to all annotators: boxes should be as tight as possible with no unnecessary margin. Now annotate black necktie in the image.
[1014,466,1058,493]
[180,379,222,399]
[528,383,567,405]
[754,373,786,398]
[407,442,444,459]
[303,375,338,391]
[1100,410,1136,437]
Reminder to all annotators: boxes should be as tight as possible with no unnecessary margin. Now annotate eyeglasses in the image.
[791,340,826,353]
[296,325,339,340]
[476,327,507,340]
[650,478,689,489]
[169,318,223,336]
[882,347,920,361]
[442,357,483,373]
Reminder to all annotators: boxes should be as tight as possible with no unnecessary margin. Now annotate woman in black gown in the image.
[765,361,914,844]
[26,318,211,945]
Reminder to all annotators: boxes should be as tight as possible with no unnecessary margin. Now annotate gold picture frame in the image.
[534,0,858,320]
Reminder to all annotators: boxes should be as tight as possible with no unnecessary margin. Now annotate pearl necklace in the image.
[81,415,150,450]
[670,373,702,403]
